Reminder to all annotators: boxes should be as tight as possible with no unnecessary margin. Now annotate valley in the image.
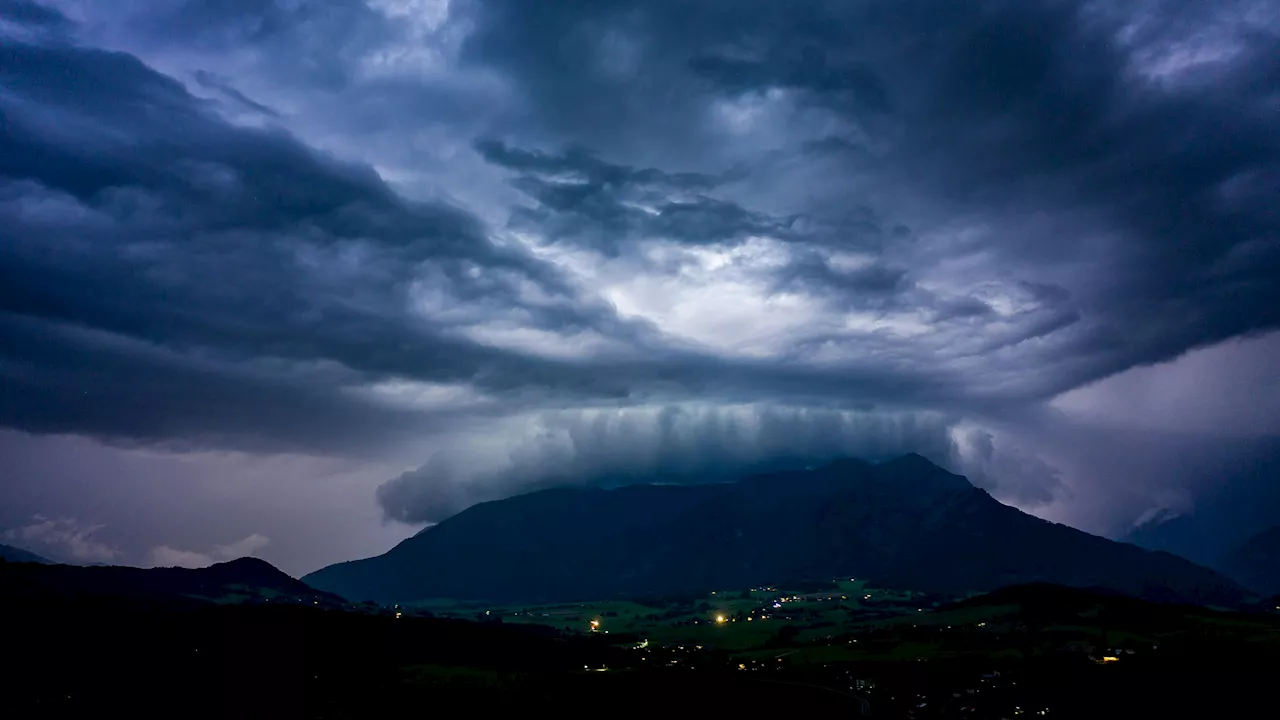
[6,456,1278,718]
[7,555,1279,719]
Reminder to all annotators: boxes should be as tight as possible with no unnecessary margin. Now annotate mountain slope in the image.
[305,455,1245,606]
[1,556,345,607]
[1122,439,1280,567]
[1220,525,1280,596]
[0,543,51,564]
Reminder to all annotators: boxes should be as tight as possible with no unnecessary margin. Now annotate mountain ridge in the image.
[305,455,1245,606]
[1,555,345,607]
[1220,525,1280,596]
[0,543,52,564]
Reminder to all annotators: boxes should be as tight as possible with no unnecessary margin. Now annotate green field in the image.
[397,575,1280,677]
[406,577,960,654]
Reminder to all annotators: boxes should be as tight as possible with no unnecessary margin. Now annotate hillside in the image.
[305,455,1245,606]
[1122,441,1280,568]
[0,543,51,564]
[0,556,345,607]
[1220,525,1280,596]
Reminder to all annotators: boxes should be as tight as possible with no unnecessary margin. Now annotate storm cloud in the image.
[0,0,1276,571]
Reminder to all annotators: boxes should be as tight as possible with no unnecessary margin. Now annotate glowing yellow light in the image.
[738,663,746,670]
[747,617,753,621]
[1102,656,1119,663]
[716,614,726,624]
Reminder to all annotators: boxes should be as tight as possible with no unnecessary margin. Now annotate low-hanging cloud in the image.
[3,515,120,564]
[951,427,1071,508]
[147,533,270,569]
[376,404,959,524]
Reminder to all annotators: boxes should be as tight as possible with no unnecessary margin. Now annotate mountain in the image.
[1122,511,1223,567]
[0,543,51,564]
[0,556,346,607]
[1122,438,1280,567]
[1219,525,1280,596]
[943,582,1236,632]
[305,455,1246,606]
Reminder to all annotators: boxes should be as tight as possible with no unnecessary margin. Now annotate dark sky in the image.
[1,0,1277,575]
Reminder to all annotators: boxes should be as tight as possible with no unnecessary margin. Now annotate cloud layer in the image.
[4,515,120,564]
[1,0,1277,565]
[377,404,958,523]
[148,533,270,569]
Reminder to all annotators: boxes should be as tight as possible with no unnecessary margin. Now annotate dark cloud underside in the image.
[0,0,1276,562]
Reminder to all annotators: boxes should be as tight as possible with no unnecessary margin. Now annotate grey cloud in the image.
[799,135,874,160]
[1019,282,1072,307]
[3,0,1278,559]
[147,533,270,568]
[0,0,66,28]
[898,2,1280,385]
[476,140,720,191]
[479,138,784,254]
[9,1,1272,420]
[770,253,908,301]
[977,406,1280,540]
[463,0,1280,398]
[954,428,1070,508]
[0,312,435,454]
[690,45,891,114]
[0,20,985,454]
[0,12,655,451]
[193,69,279,117]
[931,297,994,322]
[3,515,120,564]
[91,0,391,89]
[479,138,923,317]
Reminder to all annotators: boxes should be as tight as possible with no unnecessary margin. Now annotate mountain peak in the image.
[879,452,943,471]
[874,453,974,494]
[893,451,933,462]
[212,556,278,571]
[200,556,301,587]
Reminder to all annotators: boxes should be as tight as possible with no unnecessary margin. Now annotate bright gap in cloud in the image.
[600,237,830,357]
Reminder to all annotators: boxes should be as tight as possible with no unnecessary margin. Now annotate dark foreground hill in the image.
[0,573,626,717]
[4,555,1277,718]
[305,454,1245,606]
[0,555,345,607]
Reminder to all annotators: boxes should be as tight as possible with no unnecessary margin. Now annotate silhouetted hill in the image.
[306,455,1245,606]
[0,543,50,564]
[0,556,345,607]
[1220,525,1280,596]
[2,579,626,718]
[949,582,1184,624]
